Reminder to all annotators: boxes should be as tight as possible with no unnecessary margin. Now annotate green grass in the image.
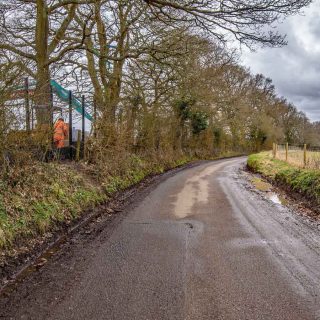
[0,163,107,249]
[0,153,196,251]
[248,151,320,206]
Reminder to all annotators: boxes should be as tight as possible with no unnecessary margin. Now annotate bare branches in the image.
[0,43,36,60]
[48,0,95,13]
[143,0,312,47]
[48,3,78,54]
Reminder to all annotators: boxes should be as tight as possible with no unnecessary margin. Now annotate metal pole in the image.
[76,130,81,162]
[50,84,54,149]
[50,84,54,128]
[82,95,85,143]
[93,96,97,138]
[25,77,31,132]
[31,106,34,130]
[68,90,73,158]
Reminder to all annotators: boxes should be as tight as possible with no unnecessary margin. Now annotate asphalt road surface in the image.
[1,158,320,319]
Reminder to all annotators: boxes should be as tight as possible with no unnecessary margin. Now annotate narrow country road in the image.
[1,158,320,320]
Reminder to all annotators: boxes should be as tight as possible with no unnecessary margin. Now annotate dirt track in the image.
[1,157,320,319]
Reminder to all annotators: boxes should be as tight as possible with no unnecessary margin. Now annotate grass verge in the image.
[0,154,194,252]
[0,163,104,250]
[247,151,320,211]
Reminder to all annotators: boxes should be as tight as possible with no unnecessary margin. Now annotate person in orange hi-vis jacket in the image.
[53,117,68,149]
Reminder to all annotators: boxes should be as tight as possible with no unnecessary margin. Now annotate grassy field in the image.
[276,146,320,169]
[247,151,320,211]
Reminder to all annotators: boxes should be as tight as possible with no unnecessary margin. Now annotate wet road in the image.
[1,158,320,319]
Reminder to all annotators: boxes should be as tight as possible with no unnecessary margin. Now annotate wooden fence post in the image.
[285,142,288,162]
[272,143,275,158]
[275,143,277,159]
[304,144,307,167]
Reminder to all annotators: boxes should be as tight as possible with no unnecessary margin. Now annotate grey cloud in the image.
[241,1,320,121]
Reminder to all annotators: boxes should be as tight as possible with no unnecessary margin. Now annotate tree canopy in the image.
[0,0,316,166]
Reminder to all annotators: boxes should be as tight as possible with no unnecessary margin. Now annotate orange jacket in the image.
[54,120,68,141]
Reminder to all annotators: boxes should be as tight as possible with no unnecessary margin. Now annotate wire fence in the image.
[1,77,95,162]
[273,143,320,169]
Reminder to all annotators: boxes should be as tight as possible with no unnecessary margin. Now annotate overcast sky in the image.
[241,1,320,122]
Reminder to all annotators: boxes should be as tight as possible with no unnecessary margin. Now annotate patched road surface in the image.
[1,158,320,319]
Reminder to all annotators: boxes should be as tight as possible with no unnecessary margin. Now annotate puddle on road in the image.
[251,177,272,192]
[250,177,287,206]
[267,193,285,205]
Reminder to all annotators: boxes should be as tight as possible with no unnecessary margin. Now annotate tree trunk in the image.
[34,0,51,126]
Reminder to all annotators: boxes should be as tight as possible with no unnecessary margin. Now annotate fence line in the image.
[273,143,320,169]
[3,77,95,161]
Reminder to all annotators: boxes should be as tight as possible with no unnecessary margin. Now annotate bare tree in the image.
[0,1,91,124]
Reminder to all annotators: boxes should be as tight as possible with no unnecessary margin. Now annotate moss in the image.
[251,177,272,192]
[0,208,8,247]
